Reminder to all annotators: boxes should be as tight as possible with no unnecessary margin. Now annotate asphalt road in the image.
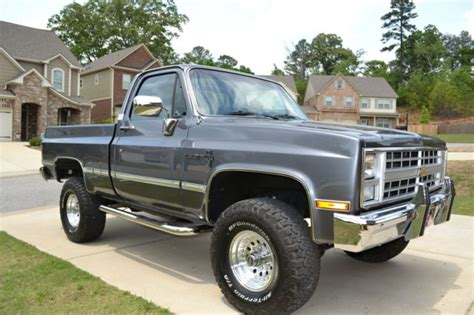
[0,174,63,213]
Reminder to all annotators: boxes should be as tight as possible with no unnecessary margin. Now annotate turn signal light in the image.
[316,199,350,211]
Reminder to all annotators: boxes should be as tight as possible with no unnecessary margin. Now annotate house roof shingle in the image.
[305,75,398,102]
[82,44,145,74]
[259,75,298,95]
[0,21,81,67]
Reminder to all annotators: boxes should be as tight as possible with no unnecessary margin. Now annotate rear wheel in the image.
[211,198,320,314]
[345,237,409,263]
[60,177,106,243]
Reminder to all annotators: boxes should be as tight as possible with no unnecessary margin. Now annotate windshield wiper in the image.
[272,114,301,120]
[224,111,280,120]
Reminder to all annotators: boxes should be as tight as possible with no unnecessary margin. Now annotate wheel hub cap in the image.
[66,193,80,229]
[229,230,277,292]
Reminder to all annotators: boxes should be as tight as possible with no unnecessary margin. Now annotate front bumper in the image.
[334,177,455,253]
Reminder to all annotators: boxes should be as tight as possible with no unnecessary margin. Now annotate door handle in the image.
[119,125,135,131]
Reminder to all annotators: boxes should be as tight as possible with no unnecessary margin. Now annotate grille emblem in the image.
[419,167,429,177]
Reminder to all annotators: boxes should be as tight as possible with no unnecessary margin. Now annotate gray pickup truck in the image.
[41,65,455,314]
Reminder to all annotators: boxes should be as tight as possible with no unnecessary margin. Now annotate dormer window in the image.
[336,80,344,89]
[51,68,64,92]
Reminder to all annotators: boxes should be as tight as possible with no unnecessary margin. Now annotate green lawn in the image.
[448,161,473,216]
[436,134,474,143]
[0,232,171,315]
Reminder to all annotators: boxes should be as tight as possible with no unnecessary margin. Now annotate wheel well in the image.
[207,171,310,223]
[55,158,83,181]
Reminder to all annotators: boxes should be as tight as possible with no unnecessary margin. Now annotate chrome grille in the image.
[385,149,440,170]
[382,149,444,202]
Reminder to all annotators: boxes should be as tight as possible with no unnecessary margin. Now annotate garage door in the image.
[0,109,12,142]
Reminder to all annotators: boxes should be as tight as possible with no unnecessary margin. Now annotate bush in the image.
[419,106,431,124]
[29,136,41,147]
[92,118,114,124]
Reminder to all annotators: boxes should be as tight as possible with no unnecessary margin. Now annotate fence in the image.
[438,123,474,134]
[408,124,438,135]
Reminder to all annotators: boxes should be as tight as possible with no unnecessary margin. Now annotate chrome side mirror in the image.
[133,95,166,117]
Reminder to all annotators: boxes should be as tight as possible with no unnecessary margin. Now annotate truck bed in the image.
[41,124,116,195]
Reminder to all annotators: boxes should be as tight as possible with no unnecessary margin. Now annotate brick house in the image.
[80,44,160,121]
[0,21,93,142]
[303,74,399,128]
[258,75,298,100]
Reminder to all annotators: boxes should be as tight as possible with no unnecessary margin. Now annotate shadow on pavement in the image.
[91,218,462,314]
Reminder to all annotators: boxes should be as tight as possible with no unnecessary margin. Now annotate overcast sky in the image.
[1,0,472,74]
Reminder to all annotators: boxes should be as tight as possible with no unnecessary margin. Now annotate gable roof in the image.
[82,44,156,74]
[6,68,52,87]
[259,75,298,95]
[0,21,81,67]
[304,75,398,102]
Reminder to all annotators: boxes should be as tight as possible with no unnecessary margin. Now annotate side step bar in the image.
[99,205,209,236]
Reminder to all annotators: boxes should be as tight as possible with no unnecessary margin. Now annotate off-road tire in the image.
[211,198,320,314]
[345,237,409,263]
[60,177,106,243]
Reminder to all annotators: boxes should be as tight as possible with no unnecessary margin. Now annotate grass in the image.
[0,232,171,315]
[435,134,474,143]
[448,161,474,216]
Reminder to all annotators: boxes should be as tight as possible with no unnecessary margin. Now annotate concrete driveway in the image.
[1,208,472,314]
[0,142,41,177]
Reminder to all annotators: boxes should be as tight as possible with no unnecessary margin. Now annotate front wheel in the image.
[210,198,320,314]
[345,237,409,263]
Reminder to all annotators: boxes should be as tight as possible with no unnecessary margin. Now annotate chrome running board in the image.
[99,205,210,236]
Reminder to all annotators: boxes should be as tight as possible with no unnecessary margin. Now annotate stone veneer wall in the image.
[8,72,91,140]
[10,73,48,140]
[47,90,91,126]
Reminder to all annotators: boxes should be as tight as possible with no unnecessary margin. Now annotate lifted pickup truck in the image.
[41,65,455,314]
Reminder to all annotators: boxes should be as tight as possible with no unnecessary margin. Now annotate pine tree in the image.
[381,0,418,84]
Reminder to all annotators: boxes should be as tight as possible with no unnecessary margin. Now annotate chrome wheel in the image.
[66,193,80,230]
[229,230,277,292]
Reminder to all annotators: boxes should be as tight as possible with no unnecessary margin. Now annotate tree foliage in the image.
[284,39,312,81]
[283,34,362,80]
[179,46,253,74]
[271,64,285,76]
[403,25,447,75]
[48,0,188,65]
[310,34,361,75]
[381,0,418,83]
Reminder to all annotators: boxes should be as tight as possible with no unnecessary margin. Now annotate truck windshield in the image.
[189,69,308,120]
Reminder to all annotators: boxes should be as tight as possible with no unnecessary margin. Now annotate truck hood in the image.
[294,120,446,148]
[201,117,446,149]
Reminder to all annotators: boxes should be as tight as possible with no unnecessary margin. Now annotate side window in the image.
[131,73,176,120]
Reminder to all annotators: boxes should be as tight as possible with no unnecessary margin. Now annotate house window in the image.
[376,117,391,128]
[345,96,353,106]
[361,98,369,109]
[376,99,392,109]
[80,79,83,89]
[325,96,333,106]
[336,80,344,89]
[51,68,64,92]
[122,74,131,90]
[94,74,99,86]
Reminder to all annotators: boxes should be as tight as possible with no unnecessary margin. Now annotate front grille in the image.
[382,149,444,202]
[386,149,440,170]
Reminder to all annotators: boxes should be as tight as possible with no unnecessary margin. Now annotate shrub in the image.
[419,106,431,124]
[92,118,114,124]
[29,136,42,147]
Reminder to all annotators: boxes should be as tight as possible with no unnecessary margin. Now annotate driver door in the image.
[111,70,188,212]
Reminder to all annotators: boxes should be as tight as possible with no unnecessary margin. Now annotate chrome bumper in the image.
[334,177,455,253]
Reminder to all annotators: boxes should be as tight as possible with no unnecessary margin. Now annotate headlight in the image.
[364,154,376,179]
